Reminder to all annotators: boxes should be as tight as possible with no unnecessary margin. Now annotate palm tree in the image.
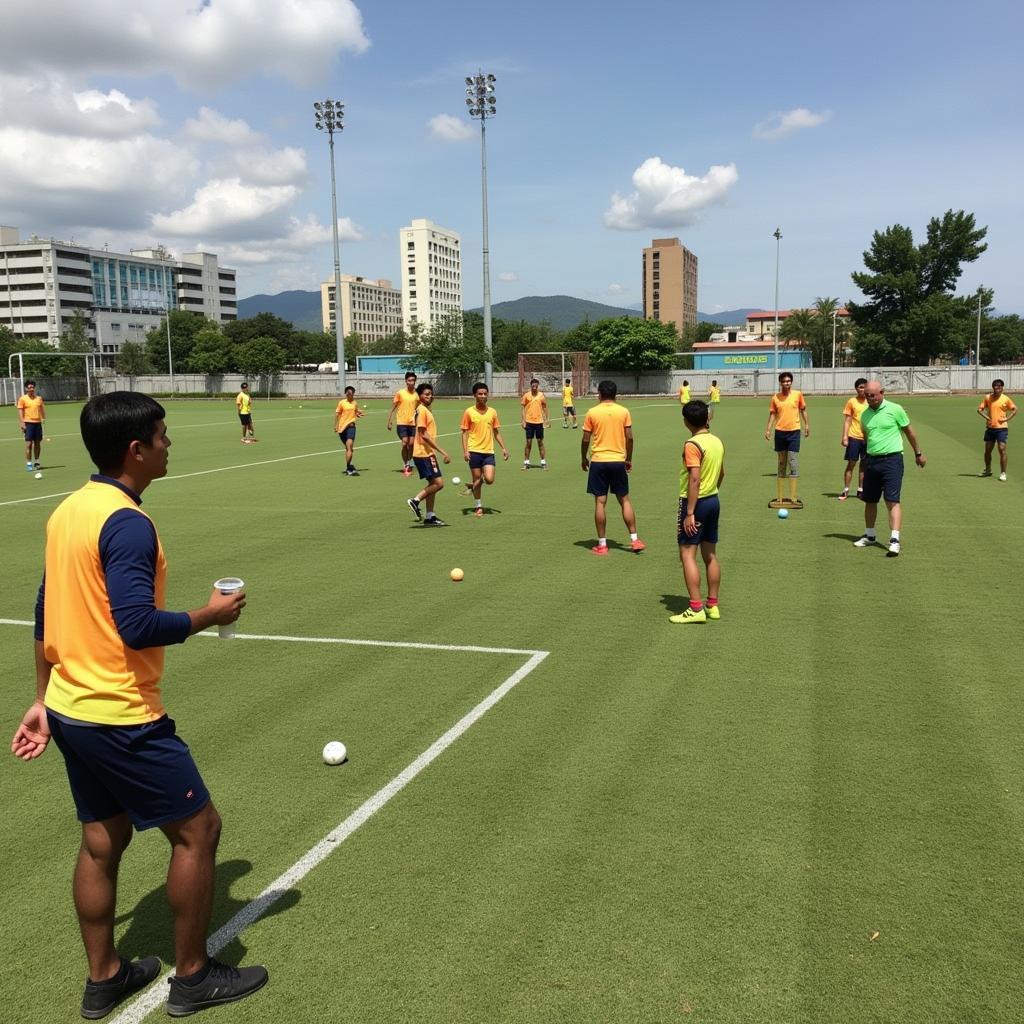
[780,309,817,362]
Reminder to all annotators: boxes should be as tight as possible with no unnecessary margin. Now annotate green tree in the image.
[779,308,817,360]
[115,341,149,386]
[224,312,294,348]
[145,310,206,373]
[680,321,720,348]
[187,326,234,376]
[234,336,286,396]
[849,210,987,364]
[366,328,409,356]
[0,327,54,378]
[589,317,677,370]
[343,331,364,365]
[54,310,95,376]
[401,312,484,381]
[978,315,1024,364]
[292,331,337,366]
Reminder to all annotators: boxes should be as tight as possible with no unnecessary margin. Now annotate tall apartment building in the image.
[320,275,403,343]
[399,219,462,333]
[642,237,698,337]
[0,226,237,354]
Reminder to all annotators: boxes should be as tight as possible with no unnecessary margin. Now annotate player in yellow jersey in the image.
[839,377,869,500]
[678,380,691,405]
[977,378,1017,481]
[10,392,267,1018]
[521,378,549,468]
[386,371,420,475]
[235,383,256,443]
[561,378,577,429]
[581,380,645,554]
[764,372,809,505]
[407,383,452,526]
[335,385,366,476]
[708,380,720,420]
[670,400,725,624]
[17,379,46,470]
[460,382,509,516]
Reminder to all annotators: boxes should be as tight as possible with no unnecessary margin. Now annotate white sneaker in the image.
[853,535,877,548]
[887,540,901,557]
[999,472,1007,482]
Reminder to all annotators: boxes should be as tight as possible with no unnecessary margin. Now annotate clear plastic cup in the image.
[213,577,244,639]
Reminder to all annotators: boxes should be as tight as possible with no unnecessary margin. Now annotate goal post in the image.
[516,351,590,400]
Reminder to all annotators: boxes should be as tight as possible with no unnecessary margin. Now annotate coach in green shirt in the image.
[854,381,926,558]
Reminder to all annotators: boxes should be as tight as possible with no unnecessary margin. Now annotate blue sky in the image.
[1,0,1020,314]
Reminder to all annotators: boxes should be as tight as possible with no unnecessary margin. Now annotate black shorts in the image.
[845,438,867,462]
[414,455,442,480]
[239,413,252,426]
[338,425,356,443]
[24,422,43,442]
[563,406,575,415]
[862,453,904,504]
[47,713,210,831]
[525,423,545,440]
[397,424,415,440]
[587,461,629,497]
[469,452,496,469]
[677,495,720,546]
[984,428,1008,444]
[774,429,800,452]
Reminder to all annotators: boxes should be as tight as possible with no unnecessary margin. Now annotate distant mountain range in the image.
[238,290,765,332]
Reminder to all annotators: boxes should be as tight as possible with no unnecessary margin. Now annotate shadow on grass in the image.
[955,473,991,477]
[459,506,503,516]
[115,859,300,967]
[571,539,630,552]
[822,532,863,543]
[659,594,689,615]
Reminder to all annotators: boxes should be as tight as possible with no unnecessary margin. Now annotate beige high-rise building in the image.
[399,218,462,333]
[642,237,698,336]
[321,275,403,343]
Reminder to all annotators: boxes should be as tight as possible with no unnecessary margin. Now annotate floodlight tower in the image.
[466,72,497,391]
[314,99,346,392]
[772,227,782,373]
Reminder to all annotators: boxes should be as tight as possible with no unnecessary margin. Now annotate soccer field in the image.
[2,393,1023,1023]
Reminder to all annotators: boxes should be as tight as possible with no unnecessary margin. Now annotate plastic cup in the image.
[213,577,244,639]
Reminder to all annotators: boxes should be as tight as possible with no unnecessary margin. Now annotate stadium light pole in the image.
[314,99,346,392]
[772,227,782,373]
[975,286,983,390]
[166,309,174,393]
[466,71,496,391]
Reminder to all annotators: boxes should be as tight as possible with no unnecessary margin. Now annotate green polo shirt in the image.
[861,399,910,455]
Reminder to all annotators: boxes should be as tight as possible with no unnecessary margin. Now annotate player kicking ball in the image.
[460,383,509,517]
[407,383,451,526]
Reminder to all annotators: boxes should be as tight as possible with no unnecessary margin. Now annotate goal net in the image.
[517,351,590,400]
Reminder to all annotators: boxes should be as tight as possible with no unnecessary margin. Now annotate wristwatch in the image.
[914,451,923,457]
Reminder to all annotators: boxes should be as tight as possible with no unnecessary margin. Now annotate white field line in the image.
[0,619,547,1024]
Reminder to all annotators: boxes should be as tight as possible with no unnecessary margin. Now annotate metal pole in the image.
[974,289,982,390]
[831,311,837,394]
[328,133,346,393]
[166,310,174,393]
[480,115,493,391]
[772,228,782,373]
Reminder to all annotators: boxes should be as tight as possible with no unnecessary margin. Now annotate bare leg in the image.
[679,545,702,602]
[864,502,878,531]
[701,542,720,601]
[843,460,855,490]
[594,495,608,539]
[345,439,354,468]
[984,440,994,472]
[539,439,546,462]
[616,494,637,533]
[998,441,1008,473]
[161,802,222,977]
[471,465,483,499]
[75,815,133,982]
[885,499,901,533]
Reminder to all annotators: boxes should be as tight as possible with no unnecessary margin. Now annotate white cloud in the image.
[152,178,300,237]
[184,106,257,145]
[753,107,832,141]
[203,215,365,266]
[428,114,474,142]
[0,0,370,89]
[607,283,625,295]
[604,157,738,231]
[498,271,519,283]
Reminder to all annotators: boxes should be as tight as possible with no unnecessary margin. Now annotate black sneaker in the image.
[423,516,446,527]
[81,956,161,1019]
[166,959,268,1018]
[346,468,359,476]
[407,497,422,520]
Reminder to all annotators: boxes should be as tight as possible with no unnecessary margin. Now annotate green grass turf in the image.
[2,394,1023,1023]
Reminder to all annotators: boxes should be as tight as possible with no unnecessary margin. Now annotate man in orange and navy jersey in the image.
[839,377,869,500]
[10,392,268,1019]
[17,378,46,470]
[580,379,645,555]
[407,382,451,526]
[520,377,549,469]
[977,378,1017,481]
[335,384,365,476]
[460,382,509,516]
[764,371,810,504]
[387,371,420,475]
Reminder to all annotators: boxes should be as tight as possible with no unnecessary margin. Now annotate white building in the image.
[0,226,237,354]
[399,218,462,333]
[320,275,403,343]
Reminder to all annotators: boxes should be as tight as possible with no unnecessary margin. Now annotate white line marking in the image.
[0,619,547,1024]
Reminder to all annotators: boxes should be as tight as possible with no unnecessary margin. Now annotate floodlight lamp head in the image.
[314,101,323,111]
[465,76,473,86]
[466,98,474,107]
[487,74,496,82]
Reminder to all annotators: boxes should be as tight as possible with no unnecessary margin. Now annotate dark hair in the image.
[683,399,709,427]
[854,377,868,388]
[26,379,36,387]
[241,382,249,389]
[682,379,689,386]
[405,371,417,381]
[993,378,1005,387]
[711,379,718,385]
[530,378,539,386]
[597,379,617,400]
[472,382,487,393]
[416,382,433,396]
[565,378,571,384]
[344,385,355,395]
[779,372,793,383]
[81,392,166,475]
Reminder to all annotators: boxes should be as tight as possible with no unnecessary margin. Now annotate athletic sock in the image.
[689,600,704,612]
[890,530,900,541]
[865,529,876,540]
[541,459,547,466]
[597,538,607,547]
[841,486,848,495]
[706,597,719,608]
[475,499,482,508]
[629,533,638,541]
[523,460,529,466]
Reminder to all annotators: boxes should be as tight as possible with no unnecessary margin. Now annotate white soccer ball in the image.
[34,472,43,479]
[322,741,347,765]
[452,476,461,485]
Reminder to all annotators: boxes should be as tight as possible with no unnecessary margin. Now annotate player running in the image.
[839,377,869,500]
[387,371,420,476]
[670,400,725,624]
[235,383,256,443]
[765,372,809,506]
[460,383,509,516]
[407,383,451,526]
[17,379,45,470]
[978,378,1016,481]
[334,385,365,476]
[562,378,578,429]
[521,378,549,469]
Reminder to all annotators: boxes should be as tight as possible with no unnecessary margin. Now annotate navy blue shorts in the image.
[984,428,1008,444]
[469,452,496,469]
[525,423,544,440]
[24,422,43,442]
[845,438,867,462]
[862,453,904,504]
[238,413,252,426]
[677,495,721,546]
[397,424,415,440]
[414,455,442,480]
[774,429,801,452]
[338,425,356,443]
[47,713,210,831]
[564,406,575,415]
[587,461,629,497]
